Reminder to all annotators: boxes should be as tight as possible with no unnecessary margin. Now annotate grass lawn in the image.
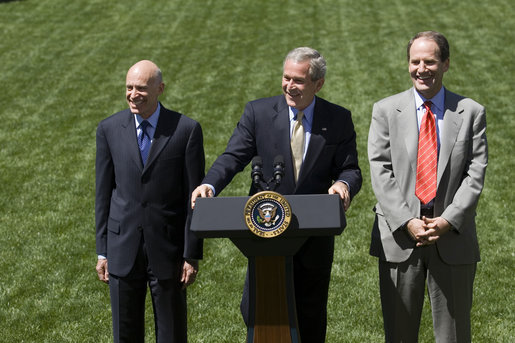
[0,0,513,341]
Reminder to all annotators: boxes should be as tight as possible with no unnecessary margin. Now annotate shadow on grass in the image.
[0,0,23,3]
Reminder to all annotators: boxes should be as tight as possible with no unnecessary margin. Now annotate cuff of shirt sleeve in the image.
[205,184,216,196]
[337,180,350,193]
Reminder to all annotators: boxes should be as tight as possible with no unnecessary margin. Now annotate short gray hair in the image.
[284,47,326,81]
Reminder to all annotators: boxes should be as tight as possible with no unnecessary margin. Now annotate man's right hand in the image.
[191,184,214,209]
[406,218,427,243]
[406,217,441,246]
[96,258,109,284]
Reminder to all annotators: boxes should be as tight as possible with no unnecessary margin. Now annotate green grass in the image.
[0,0,513,342]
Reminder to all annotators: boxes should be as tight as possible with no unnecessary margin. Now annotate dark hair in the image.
[407,31,450,62]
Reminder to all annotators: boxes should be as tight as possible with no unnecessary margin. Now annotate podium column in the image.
[247,256,299,343]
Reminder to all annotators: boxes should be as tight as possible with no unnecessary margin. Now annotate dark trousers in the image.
[109,243,187,343]
[293,262,332,343]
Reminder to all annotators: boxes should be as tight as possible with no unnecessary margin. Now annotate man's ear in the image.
[315,78,325,93]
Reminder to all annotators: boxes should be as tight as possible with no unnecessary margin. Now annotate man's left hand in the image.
[328,181,351,211]
[181,259,199,289]
[416,217,452,246]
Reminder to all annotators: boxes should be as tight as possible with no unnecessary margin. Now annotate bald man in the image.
[95,60,205,342]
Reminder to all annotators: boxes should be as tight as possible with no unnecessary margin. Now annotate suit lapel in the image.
[143,107,177,174]
[397,91,419,175]
[395,89,464,189]
[299,97,325,184]
[273,97,296,183]
[121,111,144,171]
[437,90,463,185]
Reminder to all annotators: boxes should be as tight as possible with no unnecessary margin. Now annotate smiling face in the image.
[282,59,324,111]
[409,38,449,99]
[126,60,164,119]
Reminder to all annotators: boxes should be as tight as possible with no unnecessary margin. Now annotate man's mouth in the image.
[130,99,144,106]
[417,74,432,81]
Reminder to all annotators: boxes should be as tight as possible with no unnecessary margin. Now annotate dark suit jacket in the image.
[204,95,362,265]
[95,105,204,279]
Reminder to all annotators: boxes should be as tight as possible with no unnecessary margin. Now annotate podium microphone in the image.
[272,155,284,190]
[251,156,264,191]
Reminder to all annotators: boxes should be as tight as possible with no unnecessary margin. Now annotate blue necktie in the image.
[138,120,151,165]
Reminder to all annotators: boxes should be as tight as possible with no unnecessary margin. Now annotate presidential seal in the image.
[244,191,292,238]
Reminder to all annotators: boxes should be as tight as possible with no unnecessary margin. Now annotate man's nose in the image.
[129,89,138,98]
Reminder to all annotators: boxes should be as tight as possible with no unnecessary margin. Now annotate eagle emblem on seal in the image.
[257,203,279,227]
[244,191,291,238]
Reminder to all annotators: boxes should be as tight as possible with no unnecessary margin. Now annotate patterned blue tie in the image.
[138,120,151,165]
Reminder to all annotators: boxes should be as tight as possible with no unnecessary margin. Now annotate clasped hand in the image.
[406,216,451,247]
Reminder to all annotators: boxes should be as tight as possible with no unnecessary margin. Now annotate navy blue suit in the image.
[203,95,362,342]
[95,105,204,342]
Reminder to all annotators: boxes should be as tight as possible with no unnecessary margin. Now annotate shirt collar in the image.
[414,87,445,113]
[134,102,161,128]
[289,97,316,124]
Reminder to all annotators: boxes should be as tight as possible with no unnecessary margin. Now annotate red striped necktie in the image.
[415,101,437,204]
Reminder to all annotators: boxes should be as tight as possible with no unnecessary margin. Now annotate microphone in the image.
[272,155,284,190]
[251,156,264,191]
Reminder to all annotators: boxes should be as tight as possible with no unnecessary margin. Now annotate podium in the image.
[191,194,346,343]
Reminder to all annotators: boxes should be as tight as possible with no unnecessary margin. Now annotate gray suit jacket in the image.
[368,88,487,264]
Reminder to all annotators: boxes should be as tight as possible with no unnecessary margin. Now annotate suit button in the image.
[142,202,148,208]
[137,226,143,231]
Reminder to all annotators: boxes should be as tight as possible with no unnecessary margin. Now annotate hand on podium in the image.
[191,184,214,209]
[328,181,351,211]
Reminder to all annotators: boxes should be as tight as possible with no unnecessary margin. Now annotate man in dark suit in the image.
[95,60,205,343]
[368,31,488,342]
[191,47,362,342]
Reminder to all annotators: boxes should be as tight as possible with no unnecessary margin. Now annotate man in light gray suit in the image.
[368,31,488,342]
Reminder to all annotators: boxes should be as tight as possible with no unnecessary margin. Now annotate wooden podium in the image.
[190,194,346,343]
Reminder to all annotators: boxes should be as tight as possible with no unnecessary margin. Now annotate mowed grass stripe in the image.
[0,0,513,342]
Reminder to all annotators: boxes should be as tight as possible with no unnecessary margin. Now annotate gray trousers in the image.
[379,245,476,343]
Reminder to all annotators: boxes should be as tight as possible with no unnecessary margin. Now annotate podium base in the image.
[247,256,300,343]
